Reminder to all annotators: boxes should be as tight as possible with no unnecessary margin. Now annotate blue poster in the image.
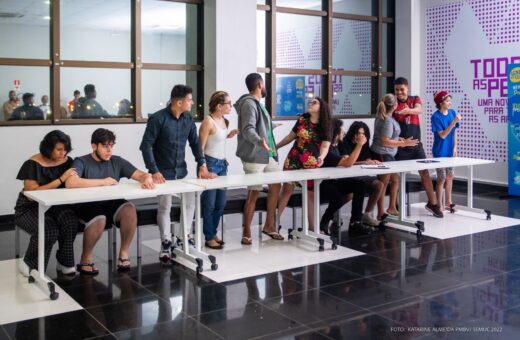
[276,76,305,117]
[508,64,520,196]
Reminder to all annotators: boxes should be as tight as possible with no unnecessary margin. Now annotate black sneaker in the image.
[425,203,444,218]
[348,221,373,236]
[319,220,331,236]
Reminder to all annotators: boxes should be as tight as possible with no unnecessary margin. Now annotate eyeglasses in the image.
[308,100,319,106]
[222,101,232,106]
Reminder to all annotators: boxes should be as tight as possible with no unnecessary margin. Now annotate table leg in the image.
[446,165,491,220]
[289,180,326,251]
[384,171,425,241]
[467,165,473,209]
[27,204,59,300]
[171,192,218,273]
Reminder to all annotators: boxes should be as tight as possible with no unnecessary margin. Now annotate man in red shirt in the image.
[392,77,443,218]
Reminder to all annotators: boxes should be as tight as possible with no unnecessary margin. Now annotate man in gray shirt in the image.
[66,128,154,275]
[235,73,282,245]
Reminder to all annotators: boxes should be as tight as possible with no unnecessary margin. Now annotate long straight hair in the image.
[376,93,396,121]
[313,97,332,142]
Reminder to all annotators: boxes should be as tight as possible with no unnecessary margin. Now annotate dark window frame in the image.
[257,0,395,119]
[0,0,204,126]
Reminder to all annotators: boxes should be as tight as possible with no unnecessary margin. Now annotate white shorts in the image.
[242,157,279,191]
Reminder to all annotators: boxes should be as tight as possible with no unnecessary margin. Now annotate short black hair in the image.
[91,128,116,145]
[84,84,96,96]
[170,84,193,103]
[332,118,344,139]
[245,73,263,92]
[394,77,409,86]
[22,92,34,104]
[73,90,80,96]
[40,130,72,159]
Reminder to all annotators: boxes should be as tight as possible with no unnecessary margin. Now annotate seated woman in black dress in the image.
[15,130,79,276]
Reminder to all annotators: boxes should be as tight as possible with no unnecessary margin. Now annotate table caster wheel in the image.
[332,243,337,250]
[485,210,491,220]
[196,266,203,275]
[319,245,324,252]
[288,228,294,240]
[28,276,35,283]
[416,230,423,242]
[378,222,387,232]
[211,263,218,271]
[50,292,59,300]
[415,221,425,232]
[449,204,456,214]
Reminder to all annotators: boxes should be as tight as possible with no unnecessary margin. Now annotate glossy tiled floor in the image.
[1,190,520,339]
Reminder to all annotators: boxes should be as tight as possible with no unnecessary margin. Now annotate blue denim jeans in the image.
[201,155,228,241]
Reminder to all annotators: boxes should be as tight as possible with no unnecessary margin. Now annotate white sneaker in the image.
[57,262,76,275]
[18,259,30,277]
[361,213,380,227]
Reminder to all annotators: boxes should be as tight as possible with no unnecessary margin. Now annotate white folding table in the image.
[306,157,494,242]
[183,169,332,251]
[23,180,207,300]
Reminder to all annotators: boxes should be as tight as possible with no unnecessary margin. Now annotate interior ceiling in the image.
[0,0,188,33]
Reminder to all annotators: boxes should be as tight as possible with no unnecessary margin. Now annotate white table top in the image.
[23,181,203,207]
[183,168,329,190]
[313,157,494,180]
[24,158,494,206]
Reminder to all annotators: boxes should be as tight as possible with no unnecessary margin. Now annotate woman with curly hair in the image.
[276,97,332,231]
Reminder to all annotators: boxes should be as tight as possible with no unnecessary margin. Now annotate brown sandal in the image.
[241,236,252,245]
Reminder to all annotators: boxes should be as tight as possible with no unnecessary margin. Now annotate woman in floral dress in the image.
[276,97,332,231]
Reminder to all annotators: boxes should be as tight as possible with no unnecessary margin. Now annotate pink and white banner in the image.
[424,0,520,161]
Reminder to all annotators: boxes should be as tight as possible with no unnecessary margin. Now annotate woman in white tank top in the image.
[198,91,239,249]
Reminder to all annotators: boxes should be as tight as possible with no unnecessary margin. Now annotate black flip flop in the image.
[117,258,131,271]
[76,262,99,276]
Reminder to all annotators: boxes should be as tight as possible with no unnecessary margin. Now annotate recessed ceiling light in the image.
[44,1,51,4]
[43,15,51,20]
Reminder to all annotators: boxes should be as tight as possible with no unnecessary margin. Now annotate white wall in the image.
[395,0,507,185]
[0,0,376,216]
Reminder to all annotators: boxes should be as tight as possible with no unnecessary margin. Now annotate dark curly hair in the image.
[40,130,72,159]
[345,121,371,145]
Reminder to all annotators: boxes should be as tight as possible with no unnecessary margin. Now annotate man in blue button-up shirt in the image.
[140,84,216,263]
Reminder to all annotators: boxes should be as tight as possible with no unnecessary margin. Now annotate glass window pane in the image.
[60,0,131,62]
[276,14,322,70]
[59,68,131,120]
[333,0,375,16]
[383,0,395,17]
[0,1,50,59]
[383,76,395,95]
[382,23,395,72]
[0,66,50,122]
[142,1,198,64]
[275,74,323,117]
[142,70,200,120]
[276,1,322,10]
[257,11,266,68]
[333,19,374,72]
[332,76,377,115]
